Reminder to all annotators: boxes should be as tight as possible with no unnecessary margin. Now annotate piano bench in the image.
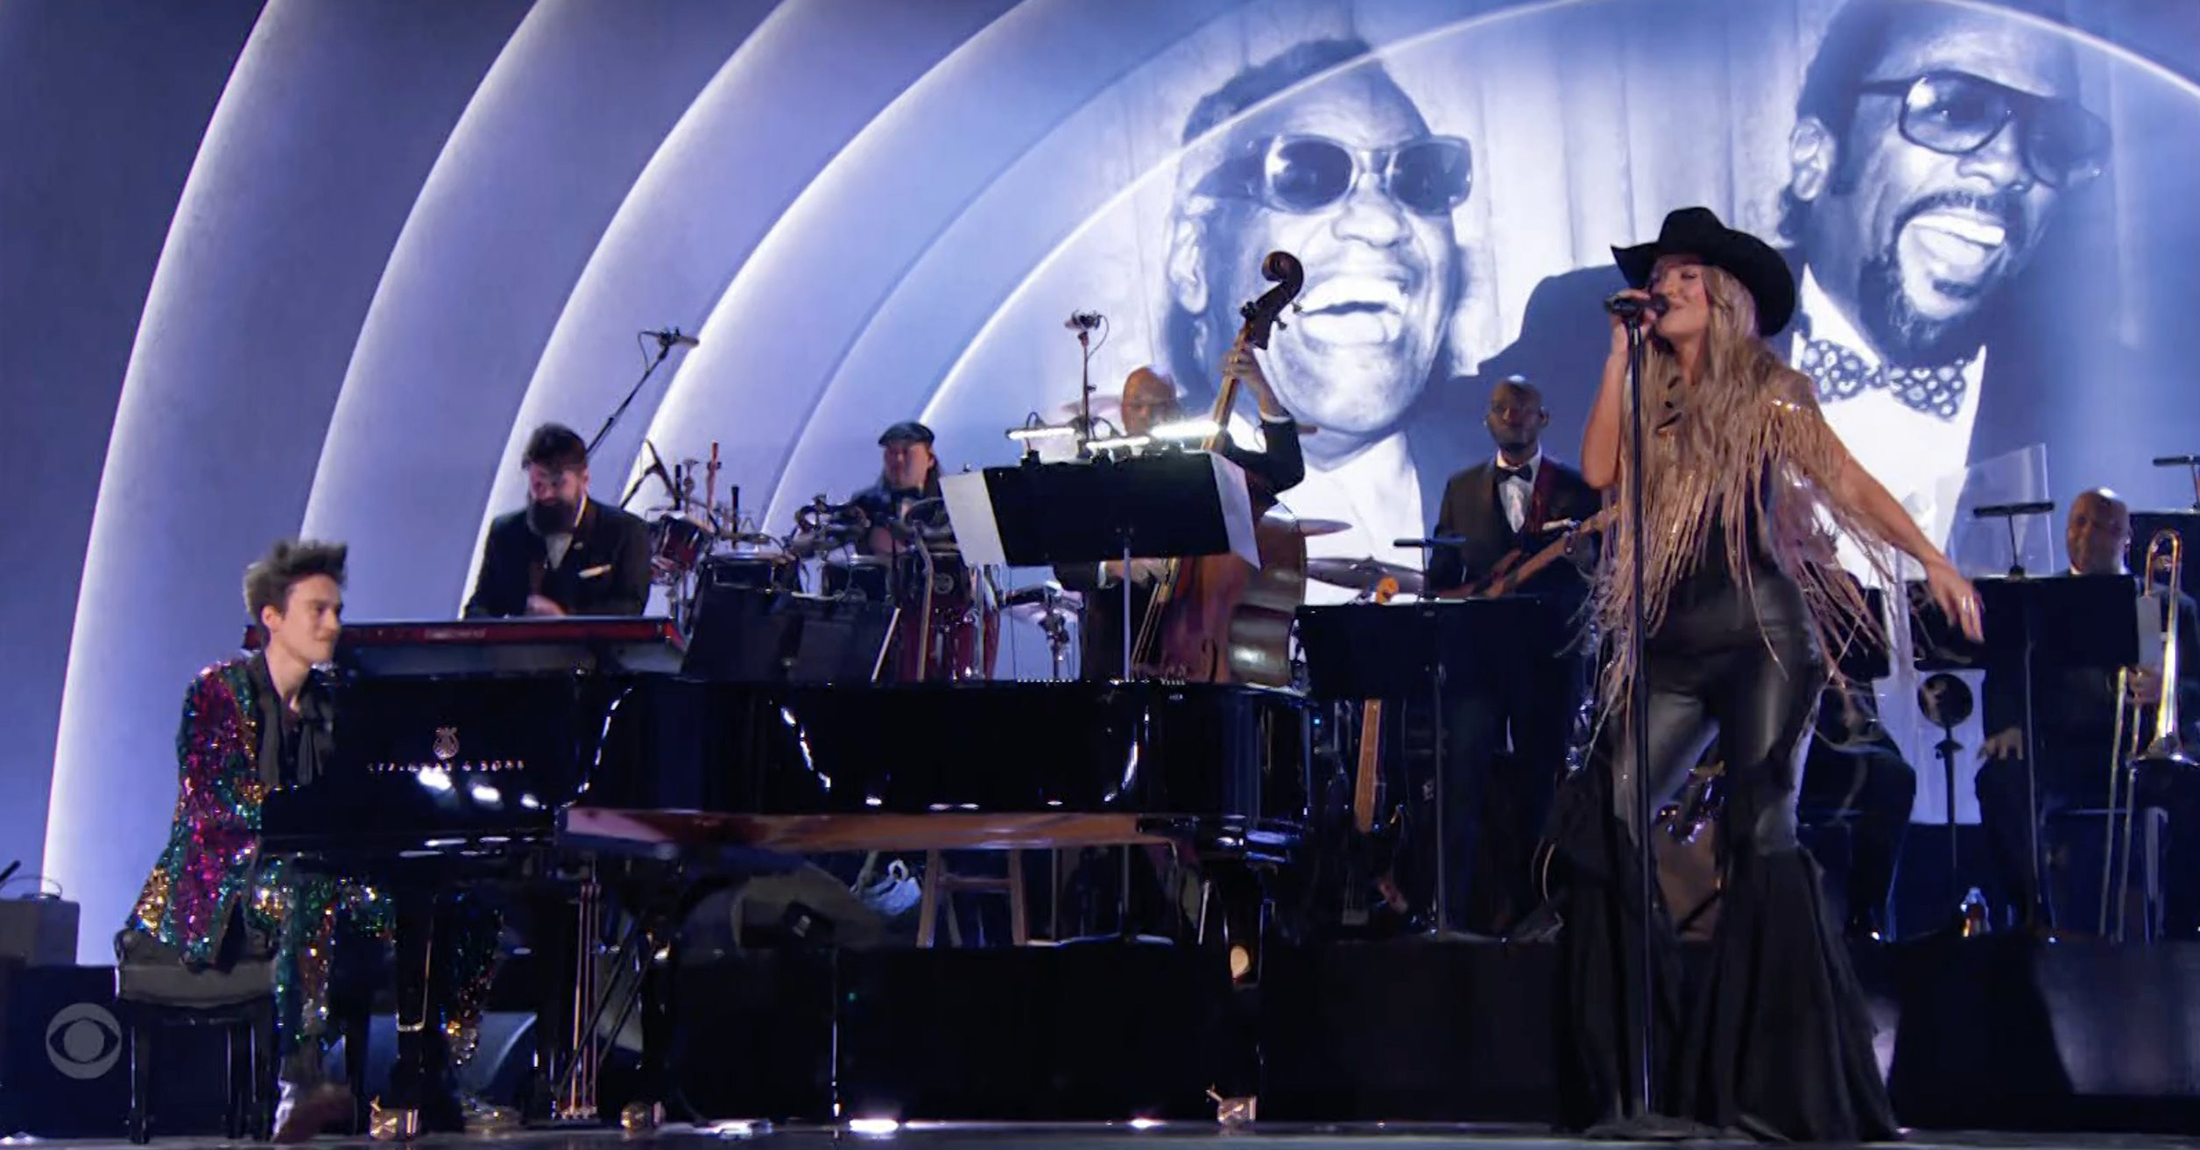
[113,932,275,1143]
[918,850,1029,948]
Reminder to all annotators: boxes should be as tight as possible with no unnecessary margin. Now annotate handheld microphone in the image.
[1604,294,1669,321]
[644,327,700,348]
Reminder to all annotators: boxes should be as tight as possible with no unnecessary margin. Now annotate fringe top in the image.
[1592,346,1895,717]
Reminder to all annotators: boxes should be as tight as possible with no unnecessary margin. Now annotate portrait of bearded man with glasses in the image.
[1493,0,2108,569]
[1781,0,2107,555]
[1162,38,1476,588]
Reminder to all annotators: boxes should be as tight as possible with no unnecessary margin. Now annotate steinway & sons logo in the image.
[366,724,527,774]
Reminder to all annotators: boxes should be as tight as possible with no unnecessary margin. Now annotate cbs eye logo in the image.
[46,1002,123,1080]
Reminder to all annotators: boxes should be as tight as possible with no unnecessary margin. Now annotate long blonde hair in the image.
[1594,263,1890,713]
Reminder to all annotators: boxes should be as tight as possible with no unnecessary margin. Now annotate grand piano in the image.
[254,615,1311,1130]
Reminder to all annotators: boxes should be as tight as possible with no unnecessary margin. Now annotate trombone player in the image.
[1975,489,2200,936]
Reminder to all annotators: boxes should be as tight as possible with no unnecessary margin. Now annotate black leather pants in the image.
[1608,572,1826,855]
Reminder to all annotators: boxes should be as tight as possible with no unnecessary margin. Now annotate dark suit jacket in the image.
[1426,456,1601,602]
[1059,418,1306,679]
[464,498,652,618]
[1982,580,2200,760]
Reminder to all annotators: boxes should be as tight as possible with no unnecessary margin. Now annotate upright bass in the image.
[1131,251,1306,684]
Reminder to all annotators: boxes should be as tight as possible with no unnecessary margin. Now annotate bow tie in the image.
[1798,336,1975,420]
[1496,461,1535,483]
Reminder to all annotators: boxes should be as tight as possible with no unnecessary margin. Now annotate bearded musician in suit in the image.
[1425,376,1601,934]
[465,423,652,619]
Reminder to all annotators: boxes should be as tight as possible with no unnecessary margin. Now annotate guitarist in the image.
[1425,376,1601,935]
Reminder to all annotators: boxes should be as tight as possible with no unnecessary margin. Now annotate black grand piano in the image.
[254,615,1310,1130]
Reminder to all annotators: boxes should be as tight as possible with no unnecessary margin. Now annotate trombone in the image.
[2101,528,2191,940]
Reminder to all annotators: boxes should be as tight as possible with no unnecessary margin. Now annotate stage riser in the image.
[662,940,2200,1133]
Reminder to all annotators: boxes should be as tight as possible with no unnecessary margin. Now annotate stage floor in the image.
[33,1123,2200,1150]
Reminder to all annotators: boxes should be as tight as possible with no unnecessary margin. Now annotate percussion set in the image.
[638,453,1419,677]
[641,479,1005,682]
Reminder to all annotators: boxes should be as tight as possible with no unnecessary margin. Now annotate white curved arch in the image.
[471,0,1021,602]
[301,0,774,617]
[45,0,533,960]
[632,0,1256,532]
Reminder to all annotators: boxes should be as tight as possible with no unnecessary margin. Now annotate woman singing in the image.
[1560,208,1982,1140]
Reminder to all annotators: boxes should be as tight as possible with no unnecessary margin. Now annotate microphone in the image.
[644,327,700,348]
[1064,312,1103,331]
[1604,293,1668,321]
[2153,455,2200,467]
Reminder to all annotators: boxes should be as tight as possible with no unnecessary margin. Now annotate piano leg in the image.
[1198,858,1269,1105]
[1199,859,1269,987]
[373,896,434,1141]
[620,918,676,1132]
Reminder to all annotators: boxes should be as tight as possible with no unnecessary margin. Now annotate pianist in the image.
[465,422,651,618]
[1974,489,2200,935]
[121,541,370,1137]
[124,539,501,1138]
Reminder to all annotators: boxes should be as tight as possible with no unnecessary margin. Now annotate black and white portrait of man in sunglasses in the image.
[1163,38,1472,590]
[1780,0,2104,552]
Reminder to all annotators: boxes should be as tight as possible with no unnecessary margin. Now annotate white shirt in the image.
[1265,427,1426,605]
[543,496,587,570]
[1798,267,1988,563]
[1495,447,1545,535]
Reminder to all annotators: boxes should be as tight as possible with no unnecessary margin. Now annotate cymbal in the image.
[1287,518,1351,537]
[1305,557,1425,596]
[1002,585,1083,626]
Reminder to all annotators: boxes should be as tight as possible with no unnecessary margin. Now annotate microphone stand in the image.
[587,332,685,456]
[1624,313,1656,1119]
[1078,326,1096,458]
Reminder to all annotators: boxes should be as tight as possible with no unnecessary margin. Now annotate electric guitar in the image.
[1340,576,1409,930]
[1437,505,1617,599]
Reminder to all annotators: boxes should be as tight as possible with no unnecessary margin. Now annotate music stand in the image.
[943,452,1257,678]
[1915,575,2138,924]
[1297,597,1565,936]
[681,585,897,684]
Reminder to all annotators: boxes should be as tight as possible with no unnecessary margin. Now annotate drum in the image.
[882,548,1000,683]
[700,552,796,593]
[649,514,708,581]
[824,555,894,602]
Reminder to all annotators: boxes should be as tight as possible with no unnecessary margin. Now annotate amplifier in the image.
[0,897,79,966]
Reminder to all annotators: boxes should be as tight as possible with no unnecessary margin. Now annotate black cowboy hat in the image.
[1612,206,1796,337]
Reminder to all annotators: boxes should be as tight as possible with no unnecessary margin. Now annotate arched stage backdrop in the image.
[5,0,2197,958]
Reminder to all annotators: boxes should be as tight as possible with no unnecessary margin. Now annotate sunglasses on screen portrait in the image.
[1857,70,2109,189]
[1205,134,1474,217]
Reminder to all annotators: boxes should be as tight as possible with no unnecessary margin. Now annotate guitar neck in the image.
[1351,698,1382,834]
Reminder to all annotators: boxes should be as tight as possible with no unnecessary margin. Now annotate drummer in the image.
[1057,359,1302,681]
[850,420,996,681]
[465,422,652,618]
[851,420,948,554]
